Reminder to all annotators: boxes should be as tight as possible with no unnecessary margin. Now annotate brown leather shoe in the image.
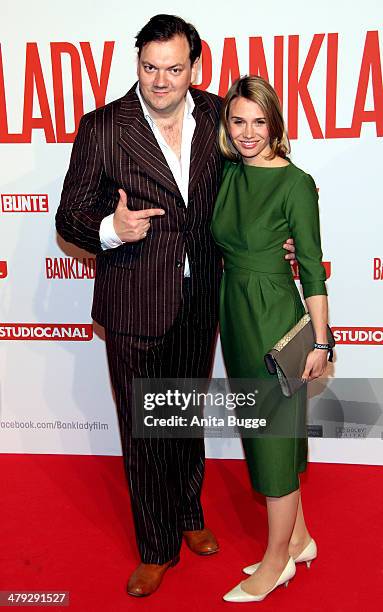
[127,555,179,597]
[183,528,219,555]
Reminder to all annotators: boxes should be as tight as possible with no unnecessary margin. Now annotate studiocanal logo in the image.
[1,194,49,212]
[0,323,93,341]
[332,327,383,345]
[0,261,7,278]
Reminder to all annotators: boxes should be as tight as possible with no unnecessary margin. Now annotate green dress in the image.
[211,160,327,497]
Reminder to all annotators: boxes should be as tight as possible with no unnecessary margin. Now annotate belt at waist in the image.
[223,251,292,275]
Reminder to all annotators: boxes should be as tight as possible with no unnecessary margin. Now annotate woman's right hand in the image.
[301,348,328,382]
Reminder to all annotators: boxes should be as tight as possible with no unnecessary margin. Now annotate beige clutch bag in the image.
[264,313,335,397]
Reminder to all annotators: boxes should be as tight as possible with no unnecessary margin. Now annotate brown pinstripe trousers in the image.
[105,279,217,564]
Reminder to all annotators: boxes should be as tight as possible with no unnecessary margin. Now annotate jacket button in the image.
[177,200,185,208]
[176,260,183,268]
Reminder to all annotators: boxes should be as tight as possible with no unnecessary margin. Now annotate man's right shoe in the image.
[127,555,180,597]
[183,528,219,555]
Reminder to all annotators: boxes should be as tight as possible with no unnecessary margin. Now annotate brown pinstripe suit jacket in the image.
[56,84,224,336]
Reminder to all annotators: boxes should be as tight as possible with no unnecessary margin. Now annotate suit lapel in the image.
[116,85,182,199]
[116,85,217,201]
[188,88,217,198]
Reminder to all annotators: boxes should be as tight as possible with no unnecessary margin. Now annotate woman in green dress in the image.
[211,76,331,603]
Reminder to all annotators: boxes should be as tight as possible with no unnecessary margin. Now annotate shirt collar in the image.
[135,83,195,128]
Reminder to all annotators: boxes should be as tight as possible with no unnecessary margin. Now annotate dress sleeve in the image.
[284,172,327,299]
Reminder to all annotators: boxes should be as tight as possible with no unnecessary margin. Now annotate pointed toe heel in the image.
[243,538,317,575]
[223,557,296,602]
[294,538,317,568]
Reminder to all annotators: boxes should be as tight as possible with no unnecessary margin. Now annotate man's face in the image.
[137,34,198,118]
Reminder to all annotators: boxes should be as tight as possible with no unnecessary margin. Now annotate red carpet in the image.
[1,455,382,611]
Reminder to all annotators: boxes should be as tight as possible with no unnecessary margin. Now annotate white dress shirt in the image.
[99,85,196,277]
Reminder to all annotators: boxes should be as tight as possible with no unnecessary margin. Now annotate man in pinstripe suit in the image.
[56,14,296,597]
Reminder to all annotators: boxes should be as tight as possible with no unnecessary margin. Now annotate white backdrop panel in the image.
[0,0,382,463]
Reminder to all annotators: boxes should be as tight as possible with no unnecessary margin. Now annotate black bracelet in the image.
[314,343,330,350]
[313,343,334,362]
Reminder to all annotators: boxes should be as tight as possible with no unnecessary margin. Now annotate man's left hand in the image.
[283,237,296,267]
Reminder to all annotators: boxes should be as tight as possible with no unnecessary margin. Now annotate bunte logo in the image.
[1,194,49,212]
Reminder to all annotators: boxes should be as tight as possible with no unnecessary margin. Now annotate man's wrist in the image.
[99,213,124,250]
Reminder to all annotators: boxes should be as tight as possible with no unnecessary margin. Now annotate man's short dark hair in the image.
[135,14,202,64]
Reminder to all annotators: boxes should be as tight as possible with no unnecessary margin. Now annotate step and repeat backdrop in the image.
[0,0,382,463]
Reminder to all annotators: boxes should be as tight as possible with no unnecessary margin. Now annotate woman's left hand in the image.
[301,349,329,382]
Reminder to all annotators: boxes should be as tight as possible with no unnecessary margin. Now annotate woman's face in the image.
[228,96,271,164]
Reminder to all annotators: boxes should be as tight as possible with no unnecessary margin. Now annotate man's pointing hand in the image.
[113,188,165,243]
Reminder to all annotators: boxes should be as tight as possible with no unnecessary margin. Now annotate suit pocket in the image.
[99,242,141,270]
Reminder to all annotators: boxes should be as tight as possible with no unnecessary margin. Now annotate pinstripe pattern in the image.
[56,84,224,337]
[105,282,217,564]
[56,84,223,565]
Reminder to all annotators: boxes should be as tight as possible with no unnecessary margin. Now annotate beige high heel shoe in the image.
[223,557,296,603]
[243,538,317,575]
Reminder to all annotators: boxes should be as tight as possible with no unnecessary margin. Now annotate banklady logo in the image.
[0,261,7,278]
[1,194,49,212]
[45,257,96,279]
[292,261,331,280]
[332,327,383,345]
[0,323,93,341]
[373,258,383,280]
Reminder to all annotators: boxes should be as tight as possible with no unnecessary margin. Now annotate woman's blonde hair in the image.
[219,75,290,161]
